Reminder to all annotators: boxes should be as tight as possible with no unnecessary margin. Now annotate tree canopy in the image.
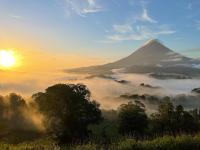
[33,83,102,143]
[151,101,199,135]
[117,101,148,136]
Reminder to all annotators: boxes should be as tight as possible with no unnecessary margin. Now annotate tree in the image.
[151,102,199,135]
[117,101,148,137]
[32,83,102,143]
[6,93,28,130]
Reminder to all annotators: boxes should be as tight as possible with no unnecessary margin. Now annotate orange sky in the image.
[0,47,109,73]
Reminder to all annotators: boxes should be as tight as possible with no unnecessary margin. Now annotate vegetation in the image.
[0,134,200,150]
[0,93,41,144]
[150,101,199,135]
[118,101,148,136]
[0,83,200,149]
[32,84,102,143]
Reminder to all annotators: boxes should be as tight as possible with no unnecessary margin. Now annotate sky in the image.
[0,0,200,71]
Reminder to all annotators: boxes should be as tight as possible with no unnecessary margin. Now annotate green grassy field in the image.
[1,134,200,150]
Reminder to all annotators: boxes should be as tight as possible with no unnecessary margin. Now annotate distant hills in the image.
[66,39,200,78]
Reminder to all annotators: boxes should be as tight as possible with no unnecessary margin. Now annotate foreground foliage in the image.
[1,134,200,150]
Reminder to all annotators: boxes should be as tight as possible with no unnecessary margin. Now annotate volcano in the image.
[67,39,200,78]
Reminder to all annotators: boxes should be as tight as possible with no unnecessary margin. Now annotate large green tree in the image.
[117,101,148,137]
[32,83,102,143]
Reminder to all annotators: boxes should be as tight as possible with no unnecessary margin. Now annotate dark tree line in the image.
[117,100,200,138]
[150,102,200,135]
[0,83,200,144]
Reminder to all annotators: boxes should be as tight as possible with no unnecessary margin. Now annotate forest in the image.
[0,83,200,150]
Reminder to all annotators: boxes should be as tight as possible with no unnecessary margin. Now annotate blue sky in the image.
[0,0,200,64]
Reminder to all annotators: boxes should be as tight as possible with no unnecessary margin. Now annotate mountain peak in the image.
[144,39,160,45]
[67,39,194,75]
[142,39,164,49]
[134,39,171,55]
[106,39,187,67]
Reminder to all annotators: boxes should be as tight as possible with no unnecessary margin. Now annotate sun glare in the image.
[0,50,17,68]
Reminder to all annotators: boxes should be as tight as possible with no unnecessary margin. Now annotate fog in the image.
[60,72,200,110]
[0,93,44,133]
[114,73,200,95]
[0,70,200,132]
[1,71,200,111]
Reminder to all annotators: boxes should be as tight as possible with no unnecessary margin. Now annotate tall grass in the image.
[111,135,200,150]
[1,134,200,150]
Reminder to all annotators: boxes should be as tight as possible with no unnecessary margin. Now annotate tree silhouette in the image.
[117,101,148,137]
[33,83,102,143]
[151,101,199,135]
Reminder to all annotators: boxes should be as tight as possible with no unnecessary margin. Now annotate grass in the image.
[113,135,200,150]
[1,134,200,150]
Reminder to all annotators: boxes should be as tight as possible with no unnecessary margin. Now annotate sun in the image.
[0,50,17,68]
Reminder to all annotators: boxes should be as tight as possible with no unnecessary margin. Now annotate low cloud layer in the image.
[1,70,200,110]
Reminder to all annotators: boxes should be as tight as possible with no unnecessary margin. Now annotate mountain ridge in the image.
[66,39,200,77]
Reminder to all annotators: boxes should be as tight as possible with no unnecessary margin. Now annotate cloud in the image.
[183,48,200,53]
[82,8,102,14]
[64,0,103,17]
[140,8,157,23]
[0,80,40,94]
[100,0,174,42]
[113,24,133,33]
[181,48,200,58]
[98,2,168,43]
[154,29,175,35]
[105,24,176,42]
[9,14,22,19]
[196,20,200,30]
[129,1,157,24]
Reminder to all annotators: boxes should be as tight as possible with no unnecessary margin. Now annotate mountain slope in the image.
[103,39,191,68]
[66,39,200,76]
